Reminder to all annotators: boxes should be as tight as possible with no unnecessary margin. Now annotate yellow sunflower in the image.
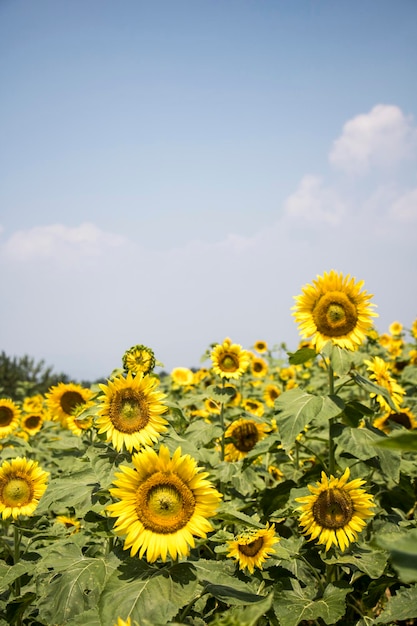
[263,384,281,408]
[56,515,81,534]
[389,321,403,336]
[251,357,268,378]
[0,398,21,438]
[292,270,377,352]
[45,382,93,426]
[364,356,406,411]
[0,457,49,520]
[412,318,417,340]
[66,402,95,436]
[171,367,195,387]
[107,445,222,563]
[227,524,278,573]
[114,618,132,626]
[296,467,374,552]
[242,398,265,417]
[211,338,251,380]
[22,394,44,413]
[123,344,156,376]
[21,412,44,436]
[224,418,269,461]
[97,371,168,453]
[253,340,268,353]
[373,406,417,433]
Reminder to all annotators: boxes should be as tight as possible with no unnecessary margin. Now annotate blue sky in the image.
[1,0,416,380]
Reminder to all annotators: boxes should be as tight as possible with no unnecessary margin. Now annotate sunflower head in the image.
[227,523,278,573]
[97,371,168,452]
[253,340,268,353]
[122,344,156,376]
[0,457,49,520]
[107,445,222,563]
[295,467,374,552]
[264,384,281,408]
[292,270,378,352]
[170,367,195,387]
[211,338,251,380]
[374,406,417,433]
[0,398,21,438]
[251,357,268,378]
[56,515,81,534]
[224,418,269,461]
[45,382,93,426]
[21,412,44,436]
[364,356,406,411]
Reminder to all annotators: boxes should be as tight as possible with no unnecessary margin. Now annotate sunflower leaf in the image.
[372,431,417,451]
[287,348,317,365]
[372,584,417,624]
[374,529,417,584]
[350,372,399,412]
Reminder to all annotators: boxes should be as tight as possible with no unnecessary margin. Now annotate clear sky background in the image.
[1,0,416,381]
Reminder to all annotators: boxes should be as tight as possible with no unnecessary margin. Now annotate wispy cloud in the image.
[329,104,417,174]
[283,175,345,225]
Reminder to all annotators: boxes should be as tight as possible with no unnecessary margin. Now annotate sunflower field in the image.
[1,270,417,626]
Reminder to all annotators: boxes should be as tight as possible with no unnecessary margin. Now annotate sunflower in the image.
[114,618,132,626]
[227,523,278,573]
[56,515,81,534]
[107,445,222,563]
[253,340,268,354]
[389,321,403,336]
[224,418,269,461]
[45,382,93,426]
[66,402,95,436]
[242,398,265,418]
[211,338,251,380]
[0,457,49,519]
[171,367,195,387]
[22,394,44,413]
[263,384,281,408]
[412,318,417,340]
[295,467,374,552]
[97,371,168,453]
[0,399,21,438]
[268,465,284,482]
[292,270,377,352]
[374,406,417,433]
[21,412,44,436]
[123,344,156,376]
[364,356,406,411]
[251,357,268,378]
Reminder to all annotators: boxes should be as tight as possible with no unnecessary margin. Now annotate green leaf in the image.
[373,584,417,624]
[37,467,98,515]
[0,560,36,593]
[273,581,352,626]
[350,372,399,412]
[192,558,262,603]
[99,566,198,626]
[373,430,417,451]
[275,389,344,451]
[375,529,417,583]
[288,347,317,365]
[322,545,388,579]
[335,426,401,483]
[216,504,265,529]
[330,346,356,376]
[65,607,101,626]
[215,593,273,626]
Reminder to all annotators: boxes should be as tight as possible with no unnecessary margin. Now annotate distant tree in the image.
[0,352,71,401]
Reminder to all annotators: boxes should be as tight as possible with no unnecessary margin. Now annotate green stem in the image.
[328,364,336,476]
[219,379,226,462]
[13,524,22,597]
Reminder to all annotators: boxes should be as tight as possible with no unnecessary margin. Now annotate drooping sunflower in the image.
[56,514,81,534]
[0,398,21,438]
[295,467,374,552]
[45,382,93,426]
[251,357,268,378]
[224,418,269,461]
[97,371,168,452]
[364,356,406,411]
[122,344,156,376]
[263,384,281,408]
[374,406,417,433]
[171,367,195,387]
[253,340,268,354]
[107,445,222,563]
[0,457,49,520]
[292,270,378,352]
[211,338,251,380]
[21,412,44,436]
[227,523,278,573]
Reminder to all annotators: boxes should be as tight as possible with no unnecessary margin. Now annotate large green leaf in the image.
[330,345,357,376]
[36,466,99,515]
[373,584,417,624]
[373,430,417,451]
[211,593,273,626]
[99,567,198,626]
[273,581,352,626]
[275,389,343,451]
[0,560,36,593]
[288,347,317,365]
[350,372,399,411]
[375,529,417,583]
[335,426,401,483]
[322,545,388,579]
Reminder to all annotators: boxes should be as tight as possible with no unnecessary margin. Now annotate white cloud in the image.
[329,104,417,174]
[283,175,345,224]
[1,222,126,263]
[389,187,417,222]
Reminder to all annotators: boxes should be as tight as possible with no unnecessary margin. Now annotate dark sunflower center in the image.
[24,414,42,430]
[389,412,412,429]
[269,389,279,400]
[0,406,14,427]
[60,391,85,416]
[312,488,353,529]
[238,536,264,557]
[2,477,33,507]
[135,471,196,534]
[253,363,263,372]
[233,422,259,452]
[109,389,150,433]
[312,291,358,337]
[220,353,239,372]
